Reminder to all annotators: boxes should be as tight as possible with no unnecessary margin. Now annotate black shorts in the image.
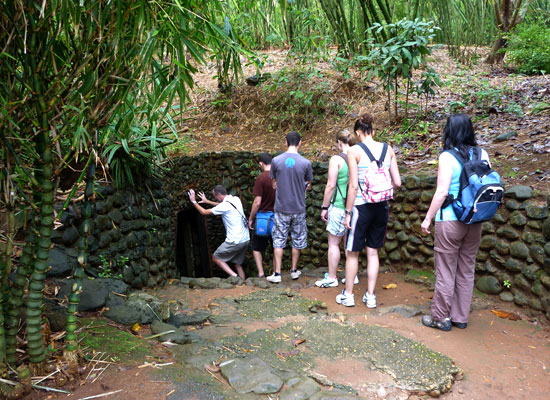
[345,202,389,252]
[250,233,273,252]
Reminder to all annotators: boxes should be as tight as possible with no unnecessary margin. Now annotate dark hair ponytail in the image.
[354,113,374,134]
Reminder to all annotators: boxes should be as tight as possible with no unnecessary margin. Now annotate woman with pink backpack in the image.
[336,113,401,307]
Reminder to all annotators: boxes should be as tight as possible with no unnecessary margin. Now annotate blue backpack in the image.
[442,147,504,224]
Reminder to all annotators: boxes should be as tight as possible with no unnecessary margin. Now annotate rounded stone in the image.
[421,191,435,203]
[510,241,529,259]
[525,204,548,219]
[522,264,539,281]
[476,276,503,295]
[531,280,546,297]
[514,274,532,291]
[499,291,514,302]
[479,235,497,250]
[528,298,544,311]
[396,231,408,242]
[404,175,421,190]
[482,222,495,234]
[541,275,550,289]
[496,226,520,240]
[108,208,124,225]
[530,244,546,265]
[509,212,527,227]
[389,250,401,261]
[505,199,521,211]
[495,240,509,255]
[505,186,533,200]
[513,291,529,306]
[505,258,523,272]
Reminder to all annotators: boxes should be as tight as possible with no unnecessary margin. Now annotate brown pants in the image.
[431,221,482,323]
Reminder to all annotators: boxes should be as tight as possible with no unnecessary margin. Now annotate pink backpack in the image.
[357,142,393,203]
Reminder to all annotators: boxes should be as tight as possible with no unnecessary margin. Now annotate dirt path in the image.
[26,272,550,400]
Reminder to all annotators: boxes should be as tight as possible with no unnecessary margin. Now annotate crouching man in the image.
[188,185,250,281]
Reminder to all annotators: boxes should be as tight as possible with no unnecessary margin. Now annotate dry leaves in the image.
[491,310,521,321]
[383,283,397,290]
[276,349,300,359]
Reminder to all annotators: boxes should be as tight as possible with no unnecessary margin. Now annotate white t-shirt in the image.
[211,195,250,244]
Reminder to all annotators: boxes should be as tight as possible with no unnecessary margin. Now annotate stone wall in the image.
[52,180,177,289]
[164,152,550,320]
[52,151,550,319]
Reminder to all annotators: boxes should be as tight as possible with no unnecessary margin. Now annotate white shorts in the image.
[326,205,347,237]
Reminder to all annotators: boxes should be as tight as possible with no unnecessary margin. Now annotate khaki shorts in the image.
[213,240,249,265]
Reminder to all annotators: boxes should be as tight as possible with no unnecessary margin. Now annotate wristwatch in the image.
[321,206,328,210]
[344,210,352,215]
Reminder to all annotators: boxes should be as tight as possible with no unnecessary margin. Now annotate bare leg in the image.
[212,255,237,277]
[252,250,265,277]
[273,247,284,274]
[291,248,301,271]
[327,233,343,279]
[366,247,379,295]
[345,251,359,295]
[234,264,246,281]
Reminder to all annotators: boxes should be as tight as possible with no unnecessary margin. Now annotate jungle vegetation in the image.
[1,0,549,397]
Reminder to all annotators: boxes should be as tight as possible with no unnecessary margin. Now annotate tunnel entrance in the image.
[176,209,213,277]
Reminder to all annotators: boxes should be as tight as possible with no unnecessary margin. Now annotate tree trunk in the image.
[485,0,528,64]
[486,36,507,64]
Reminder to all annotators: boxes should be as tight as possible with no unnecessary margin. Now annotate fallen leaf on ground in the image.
[383,283,397,289]
[491,310,521,320]
[131,323,141,334]
[276,349,300,359]
[204,363,220,373]
[292,338,306,347]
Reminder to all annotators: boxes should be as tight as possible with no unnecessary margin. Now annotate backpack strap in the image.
[356,142,388,196]
[357,142,388,168]
[330,153,348,205]
[226,199,248,227]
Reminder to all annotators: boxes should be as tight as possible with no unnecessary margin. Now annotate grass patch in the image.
[79,318,152,363]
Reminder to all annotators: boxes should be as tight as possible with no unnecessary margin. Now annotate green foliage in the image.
[260,66,348,131]
[461,79,513,112]
[529,101,549,115]
[506,22,550,75]
[366,19,440,119]
[504,102,524,117]
[98,255,125,279]
[378,119,434,146]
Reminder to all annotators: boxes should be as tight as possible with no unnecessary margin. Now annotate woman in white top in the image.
[336,113,401,307]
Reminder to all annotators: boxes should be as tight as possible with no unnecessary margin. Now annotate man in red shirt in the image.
[248,153,276,278]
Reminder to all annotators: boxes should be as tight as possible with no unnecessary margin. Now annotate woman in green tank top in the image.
[316,130,354,288]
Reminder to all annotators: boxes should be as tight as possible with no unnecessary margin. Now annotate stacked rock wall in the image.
[52,180,177,289]
[52,151,550,319]
[165,152,550,320]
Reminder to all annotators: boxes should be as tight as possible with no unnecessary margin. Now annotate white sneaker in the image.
[315,273,338,288]
[341,276,359,285]
[336,289,355,307]
[290,270,302,280]
[362,292,376,308]
[266,273,281,283]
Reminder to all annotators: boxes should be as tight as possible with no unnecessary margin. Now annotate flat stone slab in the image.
[219,319,460,394]
[280,377,320,400]
[375,304,425,318]
[220,357,283,394]
[209,289,326,323]
[150,320,202,344]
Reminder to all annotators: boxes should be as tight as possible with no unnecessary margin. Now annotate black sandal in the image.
[421,315,452,331]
